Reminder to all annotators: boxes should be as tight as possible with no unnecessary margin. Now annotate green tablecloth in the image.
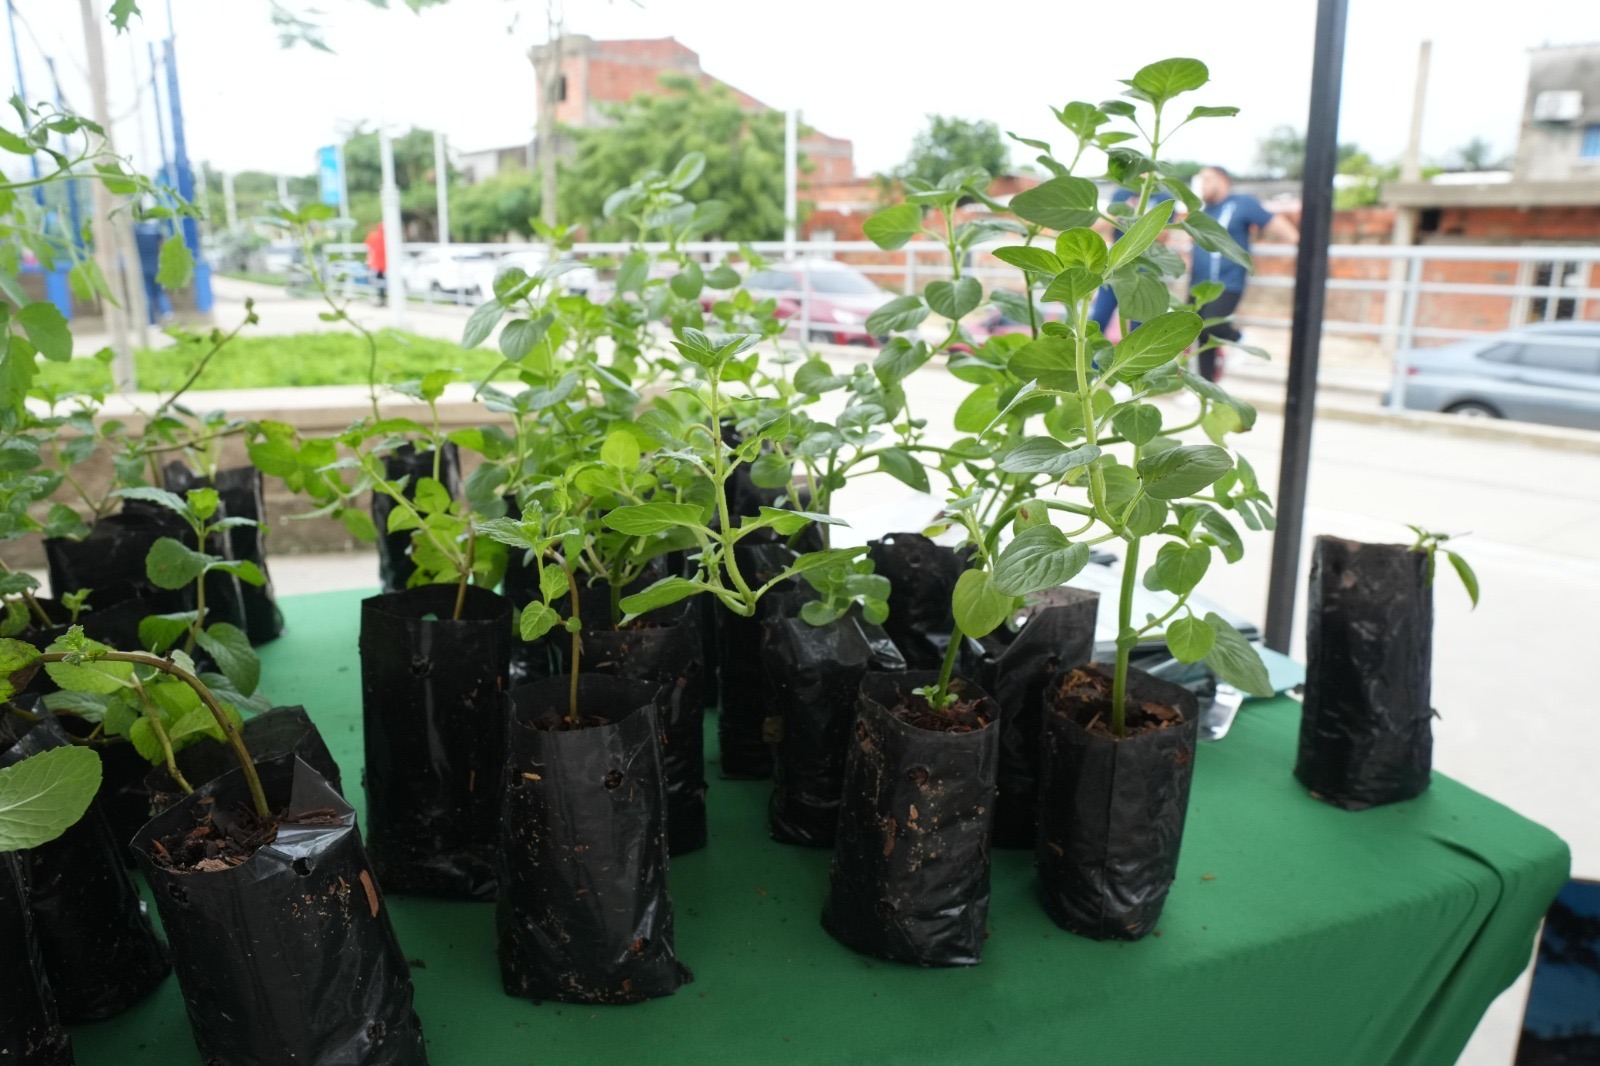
[72,589,1569,1065]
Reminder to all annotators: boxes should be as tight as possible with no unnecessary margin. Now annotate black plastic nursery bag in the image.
[978,586,1100,849]
[0,852,71,1065]
[147,704,343,814]
[0,716,169,1022]
[360,584,511,899]
[821,670,999,967]
[715,541,805,780]
[866,533,970,670]
[763,612,906,847]
[165,462,285,644]
[1036,663,1200,941]
[1296,536,1434,810]
[497,675,692,1004]
[131,755,428,1065]
[44,505,192,613]
[371,443,462,593]
[547,589,709,856]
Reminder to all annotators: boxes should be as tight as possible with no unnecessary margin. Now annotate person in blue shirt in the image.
[1187,165,1298,381]
[1089,186,1139,332]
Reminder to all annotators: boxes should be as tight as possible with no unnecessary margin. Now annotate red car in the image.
[739,259,896,346]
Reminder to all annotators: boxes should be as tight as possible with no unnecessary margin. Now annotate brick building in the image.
[523,35,855,184]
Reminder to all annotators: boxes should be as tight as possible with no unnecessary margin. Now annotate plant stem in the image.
[132,678,192,794]
[1111,536,1140,738]
[182,564,207,656]
[559,557,583,727]
[452,529,476,621]
[932,621,965,710]
[38,650,268,818]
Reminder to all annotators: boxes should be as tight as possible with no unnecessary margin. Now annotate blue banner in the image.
[317,145,342,207]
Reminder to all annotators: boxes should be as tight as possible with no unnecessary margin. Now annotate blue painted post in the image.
[162,34,212,313]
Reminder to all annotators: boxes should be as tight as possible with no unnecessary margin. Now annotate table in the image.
[71,589,1570,1065]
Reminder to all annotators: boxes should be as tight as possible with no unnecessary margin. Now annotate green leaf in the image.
[209,559,266,587]
[669,260,704,300]
[137,612,196,654]
[749,452,792,490]
[755,507,841,536]
[1144,541,1211,597]
[156,235,194,289]
[951,569,1014,640]
[992,246,1064,274]
[1010,176,1101,231]
[877,447,930,493]
[114,485,190,517]
[1101,466,1168,537]
[461,299,504,349]
[0,638,40,701]
[43,635,133,695]
[519,603,560,642]
[793,359,848,394]
[1042,267,1101,306]
[1183,211,1253,270]
[1130,57,1210,105]
[873,338,931,386]
[1445,550,1479,608]
[108,0,140,31]
[1202,613,1272,697]
[1108,200,1175,270]
[1111,311,1203,380]
[536,565,567,602]
[864,294,929,335]
[997,438,1100,477]
[800,600,840,627]
[145,537,209,590]
[615,250,649,295]
[341,508,378,541]
[992,525,1090,597]
[667,151,707,190]
[862,203,923,250]
[600,429,640,472]
[0,746,102,851]
[924,277,982,320]
[1165,615,1214,663]
[619,576,703,616]
[194,622,259,697]
[602,502,706,535]
[952,386,1000,434]
[1054,229,1108,274]
[412,477,452,516]
[1006,336,1078,390]
[1187,105,1240,121]
[498,315,553,362]
[1113,403,1162,446]
[16,303,72,362]
[1137,445,1233,501]
[185,487,220,522]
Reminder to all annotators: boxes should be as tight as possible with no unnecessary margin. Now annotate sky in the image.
[4,0,1595,183]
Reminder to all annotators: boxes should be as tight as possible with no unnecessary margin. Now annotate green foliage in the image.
[0,745,102,852]
[896,115,1011,188]
[799,555,891,628]
[451,166,542,241]
[1407,526,1479,608]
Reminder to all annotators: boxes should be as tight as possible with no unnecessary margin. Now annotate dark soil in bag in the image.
[763,612,906,847]
[714,541,808,780]
[146,705,343,814]
[867,533,971,670]
[165,463,284,644]
[1297,536,1434,810]
[371,443,462,593]
[967,587,1100,850]
[1037,664,1200,941]
[360,584,510,900]
[497,675,692,1004]
[44,505,194,614]
[0,717,169,1022]
[545,585,708,856]
[1,852,71,1065]
[132,754,428,1065]
[821,670,999,967]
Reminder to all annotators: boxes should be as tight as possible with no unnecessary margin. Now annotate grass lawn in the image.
[40,331,503,393]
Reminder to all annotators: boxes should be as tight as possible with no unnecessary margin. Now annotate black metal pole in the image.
[1263,0,1349,654]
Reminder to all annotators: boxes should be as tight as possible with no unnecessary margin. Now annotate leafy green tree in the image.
[451,167,542,241]
[1453,137,1504,171]
[558,74,793,241]
[1255,125,1366,180]
[897,115,1011,187]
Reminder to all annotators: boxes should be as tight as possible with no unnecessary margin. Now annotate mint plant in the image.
[0,743,101,852]
[1406,526,1479,607]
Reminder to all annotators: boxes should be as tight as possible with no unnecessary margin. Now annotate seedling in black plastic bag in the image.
[1406,526,1479,607]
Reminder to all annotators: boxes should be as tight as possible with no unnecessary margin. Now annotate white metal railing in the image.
[307,237,1600,367]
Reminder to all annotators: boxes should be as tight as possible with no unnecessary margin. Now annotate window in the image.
[1478,343,1520,364]
[745,270,798,292]
[1517,342,1600,375]
[1583,124,1600,160]
[1529,260,1580,322]
[808,270,882,296]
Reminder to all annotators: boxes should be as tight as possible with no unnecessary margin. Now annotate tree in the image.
[451,167,542,241]
[896,115,1010,187]
[1255,125,1367,180]
[558,74,794,241]
[1453,137,1505,171]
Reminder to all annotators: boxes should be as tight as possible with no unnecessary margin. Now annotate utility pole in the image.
[277,173,290,206]
[534,0,563,236]
[223,170,238,229]
[336,140,349,220]
[784,109,798,260]
[79,0,145,389]
[433,130,450,246]
[379,127,408,327]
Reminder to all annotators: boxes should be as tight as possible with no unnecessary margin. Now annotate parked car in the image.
[741,259,895,346]
[403,248,501,298]
[1393,322,1600,430]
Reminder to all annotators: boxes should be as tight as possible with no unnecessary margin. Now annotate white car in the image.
[495,250,599,299]
[404,249,500,298]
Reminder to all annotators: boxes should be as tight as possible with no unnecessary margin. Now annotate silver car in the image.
[1393,322,1600,429]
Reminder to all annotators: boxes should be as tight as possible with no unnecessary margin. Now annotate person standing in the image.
[1187,165,1299,381]
[364,223,388,306]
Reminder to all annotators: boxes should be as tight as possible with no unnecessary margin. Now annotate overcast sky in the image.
[6,0,1593,182]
